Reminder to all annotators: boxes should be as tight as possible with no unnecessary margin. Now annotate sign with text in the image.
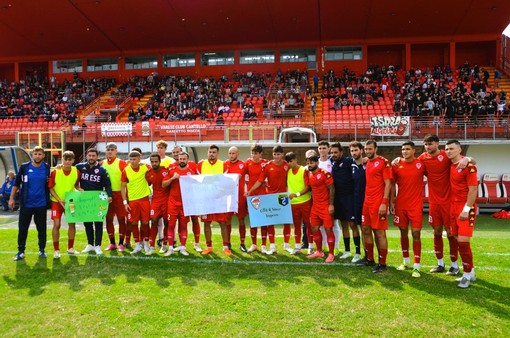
[370,116,410,136]
[247,193,293,228]
[159,121,207,136]
[100,122,133,136]
[180,174,239,216]
[64,191,110,223]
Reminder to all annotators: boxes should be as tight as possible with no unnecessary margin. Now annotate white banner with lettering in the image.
[370,116,410,136]
[180,174,239,216]
[101,122,133,136]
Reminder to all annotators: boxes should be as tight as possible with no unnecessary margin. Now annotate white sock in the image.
[320,226,327,247]
[404,257,411,265]
[451,261,459,269]
[333,221,341,248]
[295,244,301,249]
[413,263,421,269]
[438,258,444,266]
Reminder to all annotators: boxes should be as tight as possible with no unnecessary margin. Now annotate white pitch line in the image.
[1,251,509,272]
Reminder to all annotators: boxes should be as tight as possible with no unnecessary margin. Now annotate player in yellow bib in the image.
[48,151,80,258]
[121,151,152,254]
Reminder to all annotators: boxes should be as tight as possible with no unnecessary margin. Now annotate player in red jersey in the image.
[418,134,472,276]
[224,146,249,252]
[359,140,392,273]
[244,144,268,253]
[162,151,196,256]
[101,142,128,252]
[197,145,231,256]
[145,153,170,255]
[305,153,336,263]
[445,140,478,288]
[246,145,290,255]
[171,145,202,252]
[390,141,425,278]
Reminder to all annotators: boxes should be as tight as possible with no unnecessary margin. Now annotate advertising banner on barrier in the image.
[159,121,207,136]
[370,116,410,136]
[100,122,132,136]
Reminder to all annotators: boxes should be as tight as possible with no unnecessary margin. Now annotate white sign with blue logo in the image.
[247,192,293,228]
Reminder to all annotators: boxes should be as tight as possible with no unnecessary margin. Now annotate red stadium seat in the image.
[482,173,507,204]
[500,174,510,203]
[476,176,488,204]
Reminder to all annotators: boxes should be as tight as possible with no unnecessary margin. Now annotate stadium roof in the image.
[1,0,510,60]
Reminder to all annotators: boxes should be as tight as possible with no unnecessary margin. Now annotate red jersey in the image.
[418,150,451,204]
[224,159,247,195]
[365,155,392,206]
[245,158,268,195]
[166,165,196,206]
[258,160,289,194]
[169,160,198,173]
[392,159,425,210]
[146,167,170,205]
[450,160,478,204]
[308,169,334,206]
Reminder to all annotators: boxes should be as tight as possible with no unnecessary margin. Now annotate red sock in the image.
[294,224,302,245]
[283,224,291,244]
[327,231,335,253]
[261,227,267,246]
[250,227,258,246]
[226,222,232,243]
[68,238,74,250]
[166,225,175,246]
[206,240,213,248]
[106,217,115,240]
[448,235,459,263]
[365,242,374,261]
[53,241,59,251]
[179,223,188,247]
[149,226,158,247]
[458,241,473,273]
[433,234,444,260]
[313,229,323,252]
[118,217,126,242]
[379,248,388,265]
[267,226,275,244]
[413,240,421,264]
[141,223,150,242]
[192,217,201,243]
[400,236,410,259]
[239,224,246,245]
[125,227,132,244]
[306,225,313,247]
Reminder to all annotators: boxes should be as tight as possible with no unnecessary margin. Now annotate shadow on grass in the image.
[3,248,510,322]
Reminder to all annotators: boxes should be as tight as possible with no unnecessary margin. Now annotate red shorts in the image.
[310,205,333,228]
[201,212,227,223]
[167,204,189,227]
[362,204,388,230]
[150,200,168,219]
[127,197,150,223]
[450,203,476,237]
[51,201,65,220]
[428,203,451,228]
[394,208,423,229]
[107,191,128,217]
[292,200,311,228]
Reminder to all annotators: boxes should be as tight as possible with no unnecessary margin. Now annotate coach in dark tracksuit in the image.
[76,148,112,254]
[11,146,51,261]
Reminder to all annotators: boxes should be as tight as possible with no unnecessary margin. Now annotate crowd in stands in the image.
[0,75,116,125]
[317,65,398,109]
[122,71,271,124]
[392,62,509,127]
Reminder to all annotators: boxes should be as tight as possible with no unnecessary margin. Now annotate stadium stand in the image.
[482,173,508,204]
